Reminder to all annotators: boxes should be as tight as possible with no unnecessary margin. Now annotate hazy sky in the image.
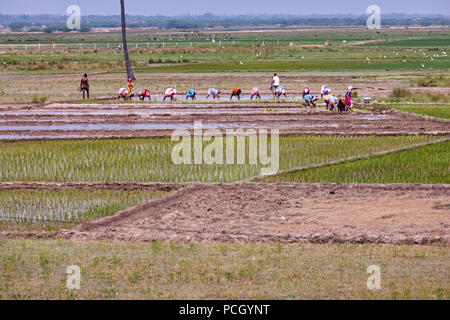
[2,0,450,16]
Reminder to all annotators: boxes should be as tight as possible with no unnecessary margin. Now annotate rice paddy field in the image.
[0,26,449,300]
[260,140,450,183]
[0,136,437,182]
[0,189,168,231]
[374,104,450,119]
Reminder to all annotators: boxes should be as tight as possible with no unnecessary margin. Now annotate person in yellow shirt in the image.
[127,78,134,95]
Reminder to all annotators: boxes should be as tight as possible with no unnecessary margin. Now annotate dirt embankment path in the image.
[60,183,450,245]
[0,182,180,192]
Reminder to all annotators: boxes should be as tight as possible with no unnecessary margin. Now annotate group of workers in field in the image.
[80,73,354,112]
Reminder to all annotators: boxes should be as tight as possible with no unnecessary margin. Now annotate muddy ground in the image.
[0,102,448,140]
[58,183,450,245]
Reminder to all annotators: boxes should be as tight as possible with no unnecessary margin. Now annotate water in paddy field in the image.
[0,107,309,117]
[361,115,390,121]
[0,102,390,140]
[0,134,93,140]
[0,122,341,131]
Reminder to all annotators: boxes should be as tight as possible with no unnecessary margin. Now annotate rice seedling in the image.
[261,140,449,183]
[0,189,167,232]
[374,104,450,120]
[381,91,450,103]
[0,136,437,183]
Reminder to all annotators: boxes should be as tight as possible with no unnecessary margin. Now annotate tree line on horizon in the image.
[1,13,449,32]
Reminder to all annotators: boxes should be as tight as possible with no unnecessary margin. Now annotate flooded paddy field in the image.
[0,102,448,140]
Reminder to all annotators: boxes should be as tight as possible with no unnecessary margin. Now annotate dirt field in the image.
[59,183,450,245]
[0,72,418,100]
[1,102,449,140]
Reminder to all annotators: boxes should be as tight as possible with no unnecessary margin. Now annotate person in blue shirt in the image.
[186,88,196,100]
[304,93,318,108]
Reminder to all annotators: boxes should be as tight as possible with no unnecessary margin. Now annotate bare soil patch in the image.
[60,183,450,245]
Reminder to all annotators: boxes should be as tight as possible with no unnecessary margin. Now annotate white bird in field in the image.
[430,57,434,61]
[383,55,386,58]
[421,64,425,68]
[240,61,243,65]
[366,57,370,61]
[301,56,304,59]
[402,60,407,63]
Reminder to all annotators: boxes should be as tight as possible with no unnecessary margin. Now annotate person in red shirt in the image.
[139,89,151,101]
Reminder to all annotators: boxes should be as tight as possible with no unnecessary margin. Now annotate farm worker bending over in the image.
[251,87,261,100]
[344,86,353,112]
[320,85,330,98]
[271,73,280,96]
[80,73,90,99]
[118,88,128,101]
[206,88,222,99]
[325,94,338,111]
[337,98,347,112]
[304,93,318,107]
[186,88,196,100]
[164,88,177,101]
[275,86,287,99]
[138,88,151,101]
[230,87,241,100]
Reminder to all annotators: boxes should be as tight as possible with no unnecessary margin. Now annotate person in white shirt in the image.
[163,88,177,101]
[271,73,280,97]
[321,85,330,98]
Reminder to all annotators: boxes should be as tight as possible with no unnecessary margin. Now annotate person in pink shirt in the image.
[163,88,177,101]
[251,87,261,100]
[344,86,353,112]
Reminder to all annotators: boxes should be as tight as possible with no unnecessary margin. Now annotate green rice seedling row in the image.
[0,189,167,231]
[262,140,450,183]
[0,136,437,183]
